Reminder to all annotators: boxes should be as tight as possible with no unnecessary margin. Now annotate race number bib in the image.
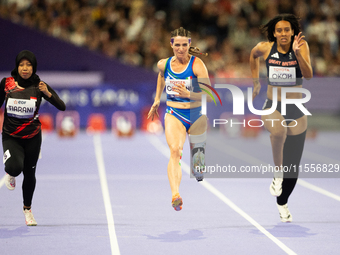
[165,78,192,95]
[7,98,36,119]
[269,66,296,86]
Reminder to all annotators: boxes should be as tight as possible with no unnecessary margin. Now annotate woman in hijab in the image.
[1,50,66,226]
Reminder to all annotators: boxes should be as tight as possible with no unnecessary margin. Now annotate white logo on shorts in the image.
[3,150,11,164]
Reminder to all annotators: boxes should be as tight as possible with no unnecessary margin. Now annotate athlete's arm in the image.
[0,78,6,108]
[293,32,313,80]
[250,41,269,99]
[192,57,213,102]
[147,59,166,120]
[171,57,212,102]
[41,82,66,111]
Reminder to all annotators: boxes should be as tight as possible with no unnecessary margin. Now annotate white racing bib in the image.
[6,98,36,119]
[269,66,296,86]
[165,78,192,95]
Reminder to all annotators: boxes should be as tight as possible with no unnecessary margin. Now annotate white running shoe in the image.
[23,209,37,226]
[277,203,293,223]
[270,177,283,197]
[5,174,16,190]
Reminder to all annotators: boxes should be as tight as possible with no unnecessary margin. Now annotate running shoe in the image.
[5,173,15,190]
[171,193,183,211]
[269,177,283,197]
[23,208,37,226]
[277,203,293,223]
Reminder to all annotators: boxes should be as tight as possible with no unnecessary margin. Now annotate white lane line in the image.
[93,134,121,255]
[148,135,297,255]
[297,179,340,202]
[0,175,5,189]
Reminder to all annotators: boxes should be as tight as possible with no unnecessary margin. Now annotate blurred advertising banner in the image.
[39,82,154,129]
[38,78,340,130]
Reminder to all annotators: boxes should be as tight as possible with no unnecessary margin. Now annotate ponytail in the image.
[189,46,208,57]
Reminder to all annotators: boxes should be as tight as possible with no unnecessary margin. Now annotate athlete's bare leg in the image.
[262,112,307,167]
[287,115,307,135]
[262,110,287,167]
[188,115,207,135]
[165,114,187,196]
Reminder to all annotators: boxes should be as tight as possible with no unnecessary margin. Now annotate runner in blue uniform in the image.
[250,14,313,222]
[148,27,212,211]
[2,50,66,225]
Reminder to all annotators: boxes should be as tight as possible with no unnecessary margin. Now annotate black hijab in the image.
[11,50,40,88]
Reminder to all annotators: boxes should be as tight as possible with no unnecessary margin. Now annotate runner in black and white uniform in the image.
[250,14,313,222]
[2,50,66,226]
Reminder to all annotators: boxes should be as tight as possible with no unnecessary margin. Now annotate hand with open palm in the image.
[292,32,305,56]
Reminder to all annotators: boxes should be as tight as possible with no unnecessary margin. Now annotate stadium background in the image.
[1,1,340,255]
[0,0,339,132]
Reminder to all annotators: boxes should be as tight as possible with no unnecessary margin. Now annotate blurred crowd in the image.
[1,0,339,77]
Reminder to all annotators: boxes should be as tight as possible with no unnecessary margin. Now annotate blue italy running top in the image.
[164,56,201,103]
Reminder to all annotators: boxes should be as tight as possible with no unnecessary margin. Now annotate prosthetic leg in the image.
[189,131,207,182]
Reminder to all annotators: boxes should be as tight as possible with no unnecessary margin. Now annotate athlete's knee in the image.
[5,161,23,177]
[169,145,182,159]
[23,165,37,178]
[270,128,287,139]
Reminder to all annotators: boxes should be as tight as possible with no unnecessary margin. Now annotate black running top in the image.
[266,41,303,86]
